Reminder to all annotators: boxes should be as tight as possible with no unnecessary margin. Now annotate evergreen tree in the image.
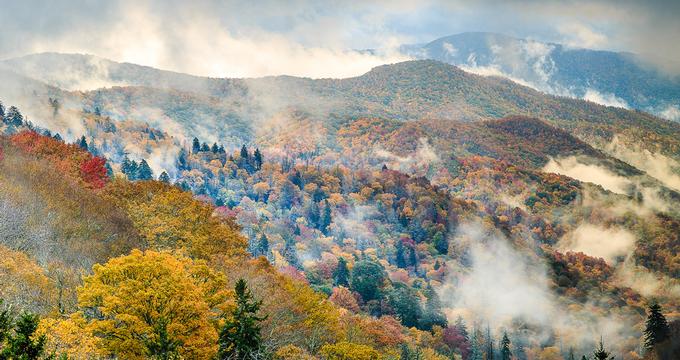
[253,148,263,170]
[1,312,47,360]
[136,159,154,180]
[78,135,89,151]
[567,348,576,360]
[283,236,302,269]
[192,137,201,154]
[211,143,219,153]
[240,145,249,160]
[395,241,407,269]
[419,284,447,330]
[485,326,494,360]
[500,332,511,360]
[53,133,63,142]
[455,316,469,341]
[470,331,483,360]
[6,106,23,127]
[177,148,189,170]
[320,200,332,234]
[218,279,266,360]
[408,246,418,268]
[334,257,350,287]
[308,201,320,228]
[200,142,210,152]
[105,162,114,178]
[644,302,670,350]
[433,231,448,255]
[0,101,5,122]
[0,300,11,345]
[592,338,614,360]
[256,234,269,258]
[159,171,170,183]
[121,156,139,180]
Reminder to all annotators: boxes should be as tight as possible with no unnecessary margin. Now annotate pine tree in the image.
[136,159,154,180]
[500,332,511,360]
[256,234,269,258]
[419,284,447,330]
[211,143,219,153]
[121,156,138,180]
[644,302,670,350]
[485,325,494,360]
[218,279,266,360]
[433,231,448,255]
[78,135,89,151]
[395,241,407,268]
[471,331,483,360]
[6,106,23,127]
[177,148,189,170]
[253,148,263,170]
[455,316,469,341]
[320,200,332,234]
[0,101,5,122]
[192,137,201,154]
[308,201,320,228]
[334,257,350,287]
[567,347,576,360]
[1,312,47,359]
[201,142,210,152]
[592,338,613,360]
[240,145,249,160]
[159,171,170,183]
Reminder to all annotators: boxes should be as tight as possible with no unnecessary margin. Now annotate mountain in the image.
[1,54,679,358]
[400,32,680,120]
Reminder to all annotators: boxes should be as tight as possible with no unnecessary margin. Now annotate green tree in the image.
[350,260,387,302]
[136,159,154,180]
[253,148,263,170]
[78,136,88,151]
[387,282,422,328]
[592,338,613,360]
[159,171,171,183]
[433,231,448,255]
[643,302,670,350]
[121,155,138,180]
[419,285,447,331]
[320,200,332,234]
[395,241,407,269]
[334,257,350,287]
[0,312,47,360]
[485,326,494,360]
[192,138,201,154]
[6,106,23,127]
[256,234,269,258]
[218,279,266,360]
[240,145,249,160]
[500,332,511,360]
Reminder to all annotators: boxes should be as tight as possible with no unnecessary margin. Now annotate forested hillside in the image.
[1,51,679,360]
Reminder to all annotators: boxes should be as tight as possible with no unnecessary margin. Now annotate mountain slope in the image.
[400,32,680,120]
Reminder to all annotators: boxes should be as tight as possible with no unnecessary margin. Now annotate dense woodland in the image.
[0,56,679,360]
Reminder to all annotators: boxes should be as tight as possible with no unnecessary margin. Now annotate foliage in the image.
[77,250,231,359]
[218,279,267,360]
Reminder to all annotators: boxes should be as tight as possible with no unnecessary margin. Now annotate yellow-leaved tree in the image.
[105,180,247,260]
[77,250,232,359]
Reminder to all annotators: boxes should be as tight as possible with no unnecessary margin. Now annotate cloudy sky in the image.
[1,0,678,77]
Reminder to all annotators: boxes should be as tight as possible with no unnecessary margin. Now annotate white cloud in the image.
[558,223,636,263]
[557,22,608,49]
[542,157,631,194]
[583,89,629,108]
